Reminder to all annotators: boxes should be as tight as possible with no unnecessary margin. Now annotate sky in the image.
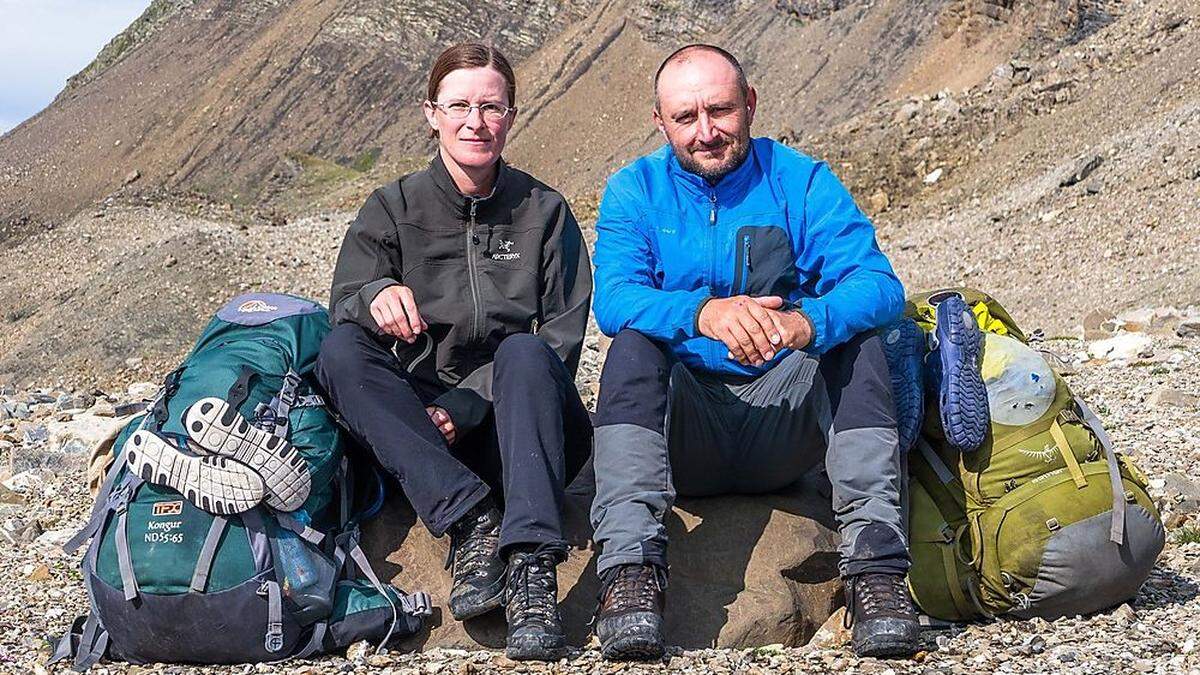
[0,0,151,136]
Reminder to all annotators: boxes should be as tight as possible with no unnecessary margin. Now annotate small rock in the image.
[1149,389,1199,409]
[124,356,144,370]
[346,640,371,662]
[1080,310,1117,340]
[90,399,117,417]
[26,563,51,581]
[1060,154,1103,187]
[126,382,158,400]
[22,425,49,445]
[868,190,890,213]
[1177,318,1200,338]
[806,607,851,649]
[0,484,24,505]
[924,167,944,184]
[1088,332,1153,361]
[1113,602,1137,625]
[123,169,141,185]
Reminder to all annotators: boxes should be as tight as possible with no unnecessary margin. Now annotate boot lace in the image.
[445,506,500,586]
[598,564,666,615]
[506,543,567,628]
[844,573,914,628]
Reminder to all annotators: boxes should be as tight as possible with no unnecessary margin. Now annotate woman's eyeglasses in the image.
[430,101,516,121]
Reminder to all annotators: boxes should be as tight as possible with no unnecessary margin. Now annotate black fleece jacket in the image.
[328,154,592,435]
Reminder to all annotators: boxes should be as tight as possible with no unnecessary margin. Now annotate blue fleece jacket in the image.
[593,137,904,377]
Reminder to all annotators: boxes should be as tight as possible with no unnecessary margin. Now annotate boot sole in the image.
[933,296,989,452]
[124,430,265,515]
[854,634,920,659]
[448,582,505,621]
[506,639,568,662]
[600,623,666,662]
[184,397,311,511]
[881,318,926,454]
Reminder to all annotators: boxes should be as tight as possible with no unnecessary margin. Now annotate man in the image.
[588,44,922,660]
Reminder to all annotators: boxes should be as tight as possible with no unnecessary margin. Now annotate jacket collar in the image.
[429,151,507,218]
[666,139,760,200]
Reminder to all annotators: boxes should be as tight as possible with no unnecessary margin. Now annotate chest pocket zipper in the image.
[739,234,752,294]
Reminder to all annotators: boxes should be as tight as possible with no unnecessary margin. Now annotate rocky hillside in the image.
[0,0,1197,387]
[0,0,1103,236]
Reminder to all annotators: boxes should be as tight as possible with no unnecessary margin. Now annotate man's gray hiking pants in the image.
[589,328,909,578]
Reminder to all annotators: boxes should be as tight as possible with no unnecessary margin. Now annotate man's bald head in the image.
[653,44,749,110]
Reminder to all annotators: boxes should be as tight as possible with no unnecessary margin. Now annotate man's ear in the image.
[745,86,758,127]
[652,106,668,142]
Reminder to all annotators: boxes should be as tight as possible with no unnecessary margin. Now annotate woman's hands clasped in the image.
[370,285,428,344]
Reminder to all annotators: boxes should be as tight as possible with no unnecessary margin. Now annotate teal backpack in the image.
[52,293,430,668]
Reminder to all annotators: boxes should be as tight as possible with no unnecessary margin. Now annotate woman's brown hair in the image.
[426,43,517,137]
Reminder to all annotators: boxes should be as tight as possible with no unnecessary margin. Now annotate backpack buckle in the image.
[1045,518,1061,531]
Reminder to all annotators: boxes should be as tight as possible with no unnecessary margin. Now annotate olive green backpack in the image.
[905,288,1164,621]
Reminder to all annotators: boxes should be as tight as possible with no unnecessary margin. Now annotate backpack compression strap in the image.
[1073,397,1126,545]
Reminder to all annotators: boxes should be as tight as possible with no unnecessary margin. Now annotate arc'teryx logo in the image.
[494,239,520,261]
[238,299,279,313]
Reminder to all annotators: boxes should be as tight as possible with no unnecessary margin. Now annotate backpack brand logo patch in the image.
[1019,444,1059,463]
[238,299,279,313]
[152,500,184,517]
[493,239,520,261]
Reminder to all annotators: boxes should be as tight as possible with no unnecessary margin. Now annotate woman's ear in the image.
[422,100,439,137]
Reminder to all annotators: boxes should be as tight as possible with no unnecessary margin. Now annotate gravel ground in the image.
[2,330,1198,674]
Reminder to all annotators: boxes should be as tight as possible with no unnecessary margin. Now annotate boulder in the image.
[361,469,843,651]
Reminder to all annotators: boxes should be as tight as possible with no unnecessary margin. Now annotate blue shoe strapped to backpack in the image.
[880,318,927,455]
[927,294,989,453]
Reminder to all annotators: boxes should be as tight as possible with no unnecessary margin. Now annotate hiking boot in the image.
[184,396,311,511]
[880,317,927,454]
[445,500,505,621]
[596,564,667,661]
[928,294,989,453]
[124,430,265,515]
[504,544,568,661]
[845,572,920,658]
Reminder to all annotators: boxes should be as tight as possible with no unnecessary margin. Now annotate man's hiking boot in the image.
[124,430,265,515]
[445,500,505,621]
[880,317,926,454]
[929,294,989,453]
[596,564,667,661]
[184,396,311,511]
[503,543,568,661]
[845,572,920,658]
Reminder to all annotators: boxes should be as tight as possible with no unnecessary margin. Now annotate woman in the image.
[316,43,592,661]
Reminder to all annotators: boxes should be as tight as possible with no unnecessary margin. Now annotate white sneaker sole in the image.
[184,397,311,512]
[124,430,265,515]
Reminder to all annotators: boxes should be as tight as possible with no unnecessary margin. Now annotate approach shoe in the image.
[504,543,568,661]
[184,396,311,512]
[845,572,920,658]
[879,317,927,454]
[445,500,506,621]
[596,564,667,661]
[928,294,989,453]
[124,429,265,515]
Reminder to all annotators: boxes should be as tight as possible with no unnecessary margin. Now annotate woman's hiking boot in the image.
[445,500,505,620]
[845,572,920,658]
[928,294,989,453]
[503,543,568,661]
[123,430,265,515]
[184,396,312,511]
[596,563,667,661]
[880,317,927,454]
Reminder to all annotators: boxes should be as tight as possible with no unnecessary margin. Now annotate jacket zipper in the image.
[466,200,483,344]
[707,190,718,369]
[739,234,751,294]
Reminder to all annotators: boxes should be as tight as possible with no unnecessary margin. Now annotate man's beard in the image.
[673,132,751,184]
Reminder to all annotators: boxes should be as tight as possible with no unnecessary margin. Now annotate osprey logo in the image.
[1019,444,1059,463]
[493,239,520,261]
[238,299,279,314]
